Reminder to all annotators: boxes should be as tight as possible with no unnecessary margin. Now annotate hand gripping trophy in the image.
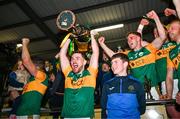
[56,10,92,57]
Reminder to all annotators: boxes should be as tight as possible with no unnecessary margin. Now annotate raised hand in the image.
[146,10,158,20]
[140,18,149,26]
[90,30,99,36]
[164,8,176,16]
[98,36,105,45]
[22,38,30,46]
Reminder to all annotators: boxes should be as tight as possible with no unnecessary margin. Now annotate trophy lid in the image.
[56,10,76,31]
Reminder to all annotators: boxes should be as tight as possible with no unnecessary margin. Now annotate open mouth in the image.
[73,63,78,68]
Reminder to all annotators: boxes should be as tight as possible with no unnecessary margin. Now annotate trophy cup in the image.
[56,10,91,56]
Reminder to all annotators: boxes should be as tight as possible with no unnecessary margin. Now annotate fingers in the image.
[22,38,30,45]
[164,8,176,16]
[90,30,99,36]
[140,19,149,26]
[146,10,158,19]
[98,36,105,44]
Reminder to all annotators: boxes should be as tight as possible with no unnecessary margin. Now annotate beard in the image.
[169,33,177,41]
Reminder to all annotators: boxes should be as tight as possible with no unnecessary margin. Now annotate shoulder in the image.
[127,75,142,86]
[145,43,157,52]
[104,77,116,85]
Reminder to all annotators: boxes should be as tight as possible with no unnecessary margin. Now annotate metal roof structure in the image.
[0,0,173,68]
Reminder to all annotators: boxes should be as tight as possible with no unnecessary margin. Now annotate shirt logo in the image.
[139,52,144,56]
[128,85,135,92]
[109,87,115,90]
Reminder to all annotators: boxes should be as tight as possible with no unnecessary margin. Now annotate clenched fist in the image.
[146,10,158,20]
[164,8,176,16]
[98,36,105,45]
[22,38,30,46]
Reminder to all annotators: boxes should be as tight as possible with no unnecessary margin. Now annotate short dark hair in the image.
[71,51,86,59]
[102,61,111,67]
[170,19,180,25]
[111,53,129,63]
[126,31,142,38]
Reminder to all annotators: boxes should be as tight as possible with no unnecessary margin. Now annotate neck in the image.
[134,40,142,51]
[176,36,180,44]
[116,71,127,77]
[134,45,142,51]
[76,66,85,75]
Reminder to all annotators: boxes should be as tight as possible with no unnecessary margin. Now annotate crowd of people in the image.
[3,0,180,118]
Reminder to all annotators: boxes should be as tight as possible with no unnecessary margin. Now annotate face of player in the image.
[168,21,180,42]
[111,58,126,75]
[17,60,24,70]
[102,63,110,72]
[127,34,141,50]
[70,53,86,73]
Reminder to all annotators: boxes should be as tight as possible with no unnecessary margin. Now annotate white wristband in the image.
[138,24,144,30]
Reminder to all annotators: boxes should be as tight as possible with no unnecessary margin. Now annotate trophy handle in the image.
[60,33,72,48]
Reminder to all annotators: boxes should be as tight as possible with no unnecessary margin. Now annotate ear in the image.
[83,59,87,66]
[123,61,128,69]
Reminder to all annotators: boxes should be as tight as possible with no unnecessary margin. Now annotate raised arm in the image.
[137,18,149,47]
[22,38,37,76]
[89,31,99,68]
[164,8,177,17]
[173,0,180,19]
[98,36,115,58]
[59,38,71,71]
[146,10,166,49]
[137,18,149,35]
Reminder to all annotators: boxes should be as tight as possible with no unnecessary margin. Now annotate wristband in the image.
[138,24,144,30]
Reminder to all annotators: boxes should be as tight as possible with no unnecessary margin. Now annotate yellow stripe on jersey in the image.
[63,66,98,89]
[129,53,155,68]
[156,45,175,60]
[22,80,47,95]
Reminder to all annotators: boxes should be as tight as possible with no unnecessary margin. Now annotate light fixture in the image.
[16,44,22,48]
[93,24,124,32]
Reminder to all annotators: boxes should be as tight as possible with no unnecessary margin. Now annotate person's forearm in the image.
[100,43,115,58]
[154,17,166,41]
[90,34,99,67]
[137,24,144,35]
[173,0,180,19]
[22,43,30,64]
[91,34,99,56]
[166,77,173,99]
[60,39,71,57]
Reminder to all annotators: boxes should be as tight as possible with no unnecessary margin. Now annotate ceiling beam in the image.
[42,0,133,21]
[0,20,32,31]
[0,0,133,31]
[14,0,59,46]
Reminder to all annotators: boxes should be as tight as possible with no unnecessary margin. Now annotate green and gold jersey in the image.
[61,65,98,118]
[16,71,48,116]
[156,41,176,83]
[168,43,180,80]
[126,44,158,87]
